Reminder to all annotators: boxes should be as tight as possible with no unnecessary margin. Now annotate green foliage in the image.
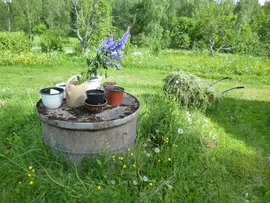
[258,2,270,57]
[33,23,47,35]
[12,0,43,38]
[193,2,236,55]
[40,31,64,53]
[0,32,31,53]
[163,72,220,110]
[169,16,194,49]
[41,0,71,34]
[111,0,134,30]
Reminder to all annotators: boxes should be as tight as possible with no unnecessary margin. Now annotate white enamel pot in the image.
[40,87,64,109]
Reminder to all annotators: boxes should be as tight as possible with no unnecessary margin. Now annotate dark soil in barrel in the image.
[36,93,140,123]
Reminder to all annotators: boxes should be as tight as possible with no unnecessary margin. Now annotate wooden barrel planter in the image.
[36,93,140,166]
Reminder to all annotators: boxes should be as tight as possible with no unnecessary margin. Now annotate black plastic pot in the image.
[86,89,105,105]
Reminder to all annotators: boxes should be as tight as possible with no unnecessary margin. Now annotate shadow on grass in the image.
[206,97,270,156]
[137,93,270,202]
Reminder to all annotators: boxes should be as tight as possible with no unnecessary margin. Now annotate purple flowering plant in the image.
[80,27,130,82]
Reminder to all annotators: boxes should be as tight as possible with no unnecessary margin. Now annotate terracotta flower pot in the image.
[103,82,117,98]
[107,86,124,106]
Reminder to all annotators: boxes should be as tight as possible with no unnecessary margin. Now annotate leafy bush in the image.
[0,32,31,53]
[169,17,194,49]
[33,23,47,35]
[163,72,220,109]
[40,31,64,53]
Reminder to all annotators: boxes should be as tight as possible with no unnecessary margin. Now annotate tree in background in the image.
[12,0,42,40]
[259,2,270,56]
[169,16,195,49]
[194,2,238,55]
[111,0,134,31]
[131,0,168,53]
[41,0,71,35]
[1,0,12,32]
[0,0,269,57]
[72,0,112,57]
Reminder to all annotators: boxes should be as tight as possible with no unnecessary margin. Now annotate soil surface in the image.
[36,93,140,123]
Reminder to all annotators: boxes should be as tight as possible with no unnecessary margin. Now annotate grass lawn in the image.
[0,50,270,202]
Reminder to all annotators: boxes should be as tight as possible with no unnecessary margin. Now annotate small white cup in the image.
[56,82,66,99]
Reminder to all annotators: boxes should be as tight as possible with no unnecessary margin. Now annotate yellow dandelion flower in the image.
[132,164,136,168]
[130,152,134,156]
[128,148,131,152]
[27,174,32,177]
[123,164,127,169]
[28,166,33,170]
[149,183,153,186]
[164,137,169,143]
[97,186,102,190]
[158,159,161,163]
[118,157,124,160]
[168,157,172,161]
[32,169,35,172]
[112,156,115,160]
[29,181,34,185]
[18,181,22,185]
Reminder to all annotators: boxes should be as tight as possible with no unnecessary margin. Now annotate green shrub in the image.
[40,31,64,53]
[163,72,220,109]
[0,32,31,53]
[170,17,195,49]
[33,23,47,35]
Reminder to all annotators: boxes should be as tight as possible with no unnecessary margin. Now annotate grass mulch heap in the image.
[163,71,221,110]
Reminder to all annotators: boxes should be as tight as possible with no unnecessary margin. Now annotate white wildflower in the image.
[111,180,116,185]
[133,180,138,185]
[187,117,192,124]
[167,184,173,190]
[177,128,184,134]
[143,176,148,182]
[154,148,160,153]
[146,153,151,157]
[155,129,159,134]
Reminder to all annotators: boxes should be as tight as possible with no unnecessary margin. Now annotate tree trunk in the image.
[7,3,11,32]
[209,23,215,56]
[81,38,89,57]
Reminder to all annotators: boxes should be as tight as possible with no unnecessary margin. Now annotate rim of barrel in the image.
[36,92,140,130]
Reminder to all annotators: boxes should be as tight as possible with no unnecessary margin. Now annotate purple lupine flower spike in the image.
[110,50,123,61]
[108,62,121,70]
[106,27,130,53]
[104,34,114,47]
[121,26,130,43]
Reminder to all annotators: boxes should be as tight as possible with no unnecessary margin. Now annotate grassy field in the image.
[0,49,270,202]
